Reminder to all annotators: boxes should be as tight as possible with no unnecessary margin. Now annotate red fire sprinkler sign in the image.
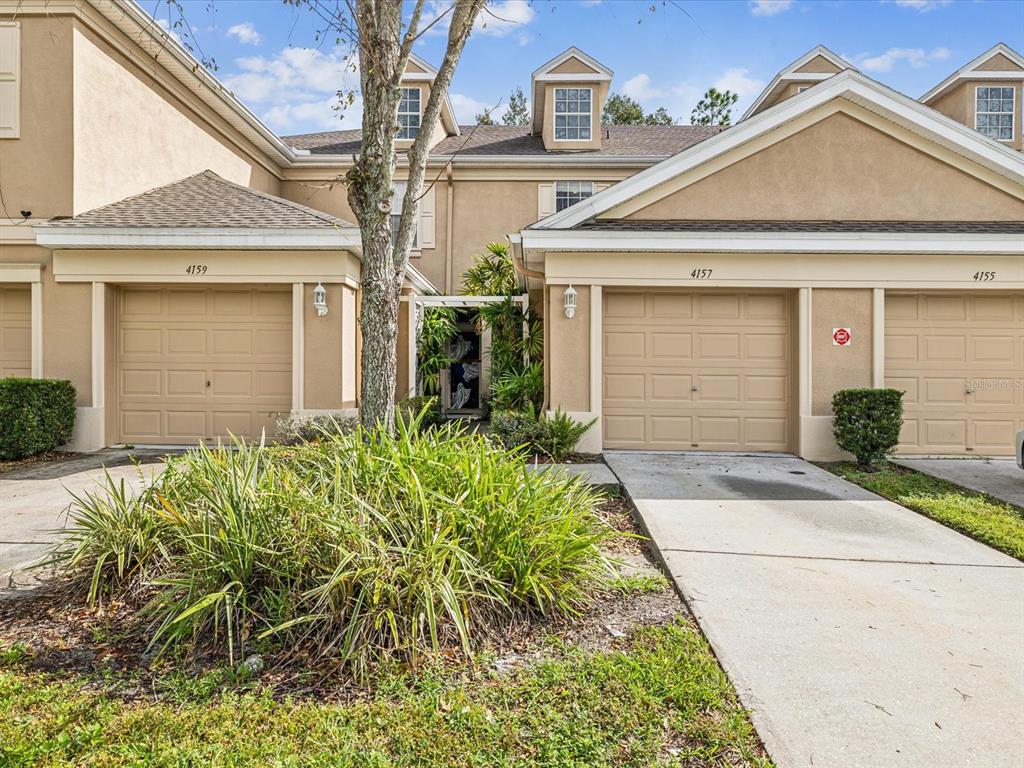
[832,327,852,346]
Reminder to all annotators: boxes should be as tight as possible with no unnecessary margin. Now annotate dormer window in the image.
[976,86,1014,141]
[398,86,421,140]
[554,87,592,141]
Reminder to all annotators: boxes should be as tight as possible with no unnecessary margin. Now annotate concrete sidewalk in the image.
[605,452,1024,768]
[1,451,166,587]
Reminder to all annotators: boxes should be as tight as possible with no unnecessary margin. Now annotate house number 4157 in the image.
[690,268,713,279]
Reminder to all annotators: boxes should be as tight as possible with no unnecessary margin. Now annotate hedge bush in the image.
[275,412,358,443]
[0,378,76,460]
[491,408,596,461]
[832,388,904,470]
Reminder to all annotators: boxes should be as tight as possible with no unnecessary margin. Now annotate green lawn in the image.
[0,621,771,768]
[825,462,1024,560]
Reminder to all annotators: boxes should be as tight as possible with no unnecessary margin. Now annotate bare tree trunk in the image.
[347,0,485,430]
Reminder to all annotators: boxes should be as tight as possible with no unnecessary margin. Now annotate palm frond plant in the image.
[416,306,457,396]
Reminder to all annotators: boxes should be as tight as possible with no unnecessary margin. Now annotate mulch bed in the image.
[0,498,680,703]
[0,451,82,477]
[526,452,605,465]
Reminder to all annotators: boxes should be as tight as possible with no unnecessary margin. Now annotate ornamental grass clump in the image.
[50,413,613,675]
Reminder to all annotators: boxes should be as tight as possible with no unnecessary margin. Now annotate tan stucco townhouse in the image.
[0,1,1021,459]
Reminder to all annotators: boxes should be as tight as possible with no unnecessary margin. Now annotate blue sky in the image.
[148,0,1024,136]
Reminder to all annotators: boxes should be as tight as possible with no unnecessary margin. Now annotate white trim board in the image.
[921,43,1024,103]
[742,44,854,120]
[528,70,1024,232]
[34,226,362,251]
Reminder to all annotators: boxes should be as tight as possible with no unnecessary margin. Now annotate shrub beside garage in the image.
[832,387,904,470]
[0,378,77,460]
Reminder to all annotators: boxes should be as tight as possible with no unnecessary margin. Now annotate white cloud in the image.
[888,0,952,11]
[852,46,950,73]
[749,0,794,16]
[227,22,262,46]
[475,0,535,36]
[713,68,766,99]
[449,93,495,123]
[621,74,666,102]
[222,47,360,132]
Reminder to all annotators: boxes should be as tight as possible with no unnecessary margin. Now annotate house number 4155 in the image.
[185,264,208,275]
[973,271,996,282]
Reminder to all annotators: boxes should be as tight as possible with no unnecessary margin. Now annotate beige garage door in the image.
[886,292,1024,456]
[603,291,792,451]
[0,286,31,378]
[118,286,291,444]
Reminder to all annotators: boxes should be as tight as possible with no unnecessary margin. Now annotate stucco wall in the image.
[546,284,590,412]
[0,16,75,219]
[71,21,280,215]
[304,282,345,410]
[627,112,1024,220]
[451,180,539,287]
[811,289,873,416]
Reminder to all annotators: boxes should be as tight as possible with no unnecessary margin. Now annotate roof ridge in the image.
[58,171,212,221]
[199,171,353,227]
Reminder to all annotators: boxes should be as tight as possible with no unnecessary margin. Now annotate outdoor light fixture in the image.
[313,282,329,317]
[563,284,577,319]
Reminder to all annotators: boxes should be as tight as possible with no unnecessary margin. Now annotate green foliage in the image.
[275,412,358,444]
[602,93,677,125]
[415,306,457,395]
[491,363,544,414]
[827,463,1024,560]
[831,388,904,470]
[396,395,444,430]
[474,108,495,125]
[691,87,739,126]
[0,378,76,461]
[461,241,517,295]
[51,419,613,675]
[0,621,771,767]
[502,86,530,126]
[491,408,596,461]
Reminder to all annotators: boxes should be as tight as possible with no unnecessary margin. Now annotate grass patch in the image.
[0,622,771,768]
[824,462,1024,560]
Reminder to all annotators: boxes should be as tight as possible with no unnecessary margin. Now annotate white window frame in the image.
[554,181,594,212]
[397,86,421,140]
[975,85,1014,142]
[553,87,592,142]
[391,182,419,249]
[796,86,810,94]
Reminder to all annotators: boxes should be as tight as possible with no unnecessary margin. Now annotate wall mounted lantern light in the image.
[563,284,577,319]
[313,282,329,317]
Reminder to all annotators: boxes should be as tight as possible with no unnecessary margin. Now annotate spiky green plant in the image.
[416,306,458,395]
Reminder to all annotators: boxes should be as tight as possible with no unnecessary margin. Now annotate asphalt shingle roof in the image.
[283,124,724,157]
[43,171,355,229]
[574,219,1024,234]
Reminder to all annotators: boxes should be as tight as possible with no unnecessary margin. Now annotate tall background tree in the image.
[501,86,530,125]
[602,93,676,125]
[691,87,739,126]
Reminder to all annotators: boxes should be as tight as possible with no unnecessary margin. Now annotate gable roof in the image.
[528,68,1024,232]
[742,45,855,120]
[284,123,723,158]
[920,43,1024,103]
[40,171,355,229]
[531,46,614,81]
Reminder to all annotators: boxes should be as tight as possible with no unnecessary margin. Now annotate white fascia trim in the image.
[519,229,1024,255]
[743,44,855,120]
[408,52,439,77]
[34,226,362,251]
[921,43,1024,102]
[404,263,438,295]
[531,46,614,80]
[534,73,612,82]
[290,154,665,169]
[533,70,1024,231]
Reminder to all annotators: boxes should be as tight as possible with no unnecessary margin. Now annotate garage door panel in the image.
[119,287,291,444]
[604,291,791,452]
[887,293,1022,456]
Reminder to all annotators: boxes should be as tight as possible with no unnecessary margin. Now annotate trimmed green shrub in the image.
[491,408,596,461]
[50,416,612,676]
[397,395,444,430]
[832,388,904,470]
[0,378,76,460]
[275,412,358,443]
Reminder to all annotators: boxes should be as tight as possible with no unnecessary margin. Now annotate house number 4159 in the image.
[185,264,208,275]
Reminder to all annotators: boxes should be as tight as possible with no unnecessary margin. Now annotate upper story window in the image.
[397,87,421,140]
[554,87,592,141]
[976,86,1014,141]
[555,181,594,212]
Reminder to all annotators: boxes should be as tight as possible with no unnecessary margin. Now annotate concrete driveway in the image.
[605,452,1024,768]
[894,458,1023,508]
[0,451,166,587]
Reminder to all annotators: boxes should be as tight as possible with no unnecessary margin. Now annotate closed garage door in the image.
[886,292,1024,456]
[603,290,792,451]
[118,286,291,444]
[0,286,31,378]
